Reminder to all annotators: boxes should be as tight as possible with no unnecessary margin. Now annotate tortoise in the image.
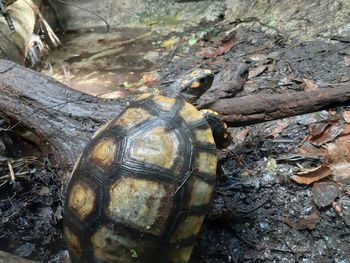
[63,69,230,263]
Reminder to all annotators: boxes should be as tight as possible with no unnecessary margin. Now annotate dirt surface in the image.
[39,28,160,96]
[0,127,66,262]
[1,18,350,263]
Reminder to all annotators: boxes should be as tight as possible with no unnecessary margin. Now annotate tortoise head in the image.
[164,69,214,103]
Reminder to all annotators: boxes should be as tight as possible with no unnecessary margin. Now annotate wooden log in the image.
[207,87,350,127]
[0,59,127,170]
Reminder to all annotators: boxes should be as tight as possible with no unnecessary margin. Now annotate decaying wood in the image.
[0,59,126,170]
[208,87,350,127]
[0,250,37,263]
[0,59,350,172]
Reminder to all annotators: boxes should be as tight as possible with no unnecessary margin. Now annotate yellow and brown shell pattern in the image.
[63,94,218,263]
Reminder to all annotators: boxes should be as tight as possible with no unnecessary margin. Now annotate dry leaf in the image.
[199,32,235,59]
[325,141,350,163]
[200,40,235,58]
[340,123,350,136]
[299,140,328,157]
[248,65,268,78]
[98,91,128,99]
[283,210,320,230]
[309,122,329,137]
[269,120,289,138]
[309,122,344,146]
[231,128,249,145]
[302,78,318,91]
[142,73,157,84]
[248,53,268,62]
[329,161,350,184]
[291,165,331,185]
[337,131,350,147]
[312,181,340,208]
[343,112,350,123]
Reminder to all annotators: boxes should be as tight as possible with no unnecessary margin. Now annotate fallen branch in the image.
[207,86,350,127]
[0,59,127,170]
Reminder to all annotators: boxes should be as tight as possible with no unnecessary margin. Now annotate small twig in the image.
[234,233,258,248]
[0,192,16,202]
[276,69,303,83]
[230,150,247,168]
[0,171,33,181]
[7,160,15,182]
[0,156,41,181]
[6,206,23,219]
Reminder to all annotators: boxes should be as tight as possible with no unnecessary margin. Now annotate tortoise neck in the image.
[200,109,230,149]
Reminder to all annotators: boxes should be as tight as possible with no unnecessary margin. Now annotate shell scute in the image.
[107,176,175,236]
[128,126,180,170]
[87,138,118,171]
[68,180,96,221]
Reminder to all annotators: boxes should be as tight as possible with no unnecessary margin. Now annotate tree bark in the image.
[207,88,350,127]
[1,59,350,172]
[0,59,126,169]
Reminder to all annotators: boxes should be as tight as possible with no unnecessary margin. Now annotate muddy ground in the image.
[1,19,350,263]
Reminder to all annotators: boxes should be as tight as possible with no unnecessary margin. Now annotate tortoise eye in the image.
[190,81,201,89]
[191,77,208,89]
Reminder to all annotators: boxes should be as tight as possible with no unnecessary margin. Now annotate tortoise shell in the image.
[63,94,218,263]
